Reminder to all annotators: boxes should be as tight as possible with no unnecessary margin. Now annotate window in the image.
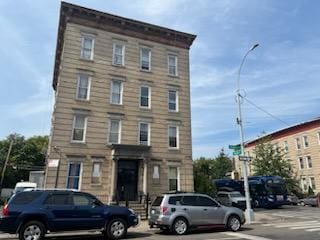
[76,74,90,100]
[113,43,125,66]
[92,162,102,184]
[139,122,150,145]
[301,178,307,191]
[168,126,179,148]
[284,141,289,153]
[44,193,70,205]
[299,157,304,169]
[169,166,179,191]
[306,156,312,168]
[318,132,320,145]
[168,90,178,112]
[67,163,81,190]
[110,80,123,104]
[140,48,151,71]
[11,192,42,205]
[72,115,87,142]
[73,194,91,206]
[303,136,309,148]
[152,165,160,184]
[140,86,151,108]
[296,138,301,150]
[168,54,178,76]
[168,196,182,205]
[80,35,94,60]
[108,119,121,144]
[197,196,218,207]
[181,196,197,206]
[310,177,316,190]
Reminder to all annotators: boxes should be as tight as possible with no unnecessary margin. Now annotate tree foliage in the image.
[252,136,299,194]
[0,134,48,188]
[194,149,233,195]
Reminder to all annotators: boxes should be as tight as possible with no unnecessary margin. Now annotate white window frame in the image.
[112,43,125,66]
[80,34,95,60]
[139,86,151,109]
[303,135,309,148]
[168,125,179,149]
[108,119,121,144]
[295,137,301,150]
[138,122,151,146]
[298,157,304,170]
[301,177,307,191]
[306,155,312,169]
[71,115,88,143]
[140,48,151,71]
[318,131,320,145]
[66,162,83,190]
[168,54,178,76]
[110,80,123,105]
[309,177,316,190]
[168,90,179,112]
[168,166,180,191]
[76,73,91,101]
[283,140,289,153]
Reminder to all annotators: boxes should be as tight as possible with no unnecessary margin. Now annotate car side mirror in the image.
[92,199,101,207]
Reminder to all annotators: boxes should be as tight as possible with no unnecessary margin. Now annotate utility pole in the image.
[236,43,259,224]
[0,140,14,192]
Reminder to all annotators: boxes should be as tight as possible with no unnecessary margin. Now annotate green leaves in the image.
[194,149,233,195]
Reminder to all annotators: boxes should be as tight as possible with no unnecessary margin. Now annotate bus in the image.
[213,176,288,208]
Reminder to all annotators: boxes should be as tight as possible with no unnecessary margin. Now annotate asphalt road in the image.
[2,205,320,240]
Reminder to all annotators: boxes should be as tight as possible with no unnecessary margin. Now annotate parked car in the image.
[149,192,245,235]
[13,182,37,195]
[299,195,317,207]
[216,191,246,210]
[0,190,139,240]
[287,194,299,205]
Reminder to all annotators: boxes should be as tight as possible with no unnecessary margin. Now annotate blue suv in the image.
[0,190,139,240]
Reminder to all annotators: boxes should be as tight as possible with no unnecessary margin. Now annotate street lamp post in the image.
[236,43,259,224]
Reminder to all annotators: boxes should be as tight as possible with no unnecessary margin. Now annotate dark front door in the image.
[117,160,138,201]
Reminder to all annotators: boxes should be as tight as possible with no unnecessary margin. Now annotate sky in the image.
[0,0,319,158]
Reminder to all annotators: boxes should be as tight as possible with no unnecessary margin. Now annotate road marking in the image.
[263,221,317,227]
[205,238,238,240]
[290,224,320,230]
[275,221,319,228]
[305,228,320,232]
[224,232,273,240]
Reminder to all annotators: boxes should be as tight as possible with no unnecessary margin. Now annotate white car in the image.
[217,191,247,210]
[13,182,37,194]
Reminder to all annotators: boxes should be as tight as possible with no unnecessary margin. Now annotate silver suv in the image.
[149,192,245,235]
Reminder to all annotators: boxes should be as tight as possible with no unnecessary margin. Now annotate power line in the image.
[241,95,291,126]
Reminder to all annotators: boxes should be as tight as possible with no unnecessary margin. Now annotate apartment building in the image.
[44,2,196,202]
[234,118,320,193]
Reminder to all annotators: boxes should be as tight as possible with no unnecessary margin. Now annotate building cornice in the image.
[52,2,197,90]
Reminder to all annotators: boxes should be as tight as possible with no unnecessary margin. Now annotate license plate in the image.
[277,195,284,201]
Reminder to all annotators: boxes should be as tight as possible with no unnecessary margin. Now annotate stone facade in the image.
[45,2,196,202]
[235,118,320,193]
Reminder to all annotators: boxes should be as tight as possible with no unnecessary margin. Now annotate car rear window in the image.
[152,196,164,206]
[11,192,42,205]
[168,196,182,205]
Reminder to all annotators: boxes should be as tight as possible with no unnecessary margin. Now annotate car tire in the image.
[19,220,46,240]
[106,218,127,240]
[172,217,188,235]
[227,215,241,232]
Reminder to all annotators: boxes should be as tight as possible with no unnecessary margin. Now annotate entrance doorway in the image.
[117,160,138,201]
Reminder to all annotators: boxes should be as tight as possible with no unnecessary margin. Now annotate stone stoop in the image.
[116,201,149,220]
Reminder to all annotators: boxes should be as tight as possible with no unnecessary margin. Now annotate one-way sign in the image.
[239,156,252,161]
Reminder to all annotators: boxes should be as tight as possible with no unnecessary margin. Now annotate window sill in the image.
[91,183,103,187]
[140,106,152,111]
[140,69,152,74]
[110,103,124,107]
[112,63,126,68]
[70,141,87,145]
[168,110,179,114]
[168,74,179,79]
[75,99,91,103]
[79,58,94,62]
[168,148,180,152]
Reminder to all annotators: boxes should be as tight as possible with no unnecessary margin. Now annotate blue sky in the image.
[0,0,319,158]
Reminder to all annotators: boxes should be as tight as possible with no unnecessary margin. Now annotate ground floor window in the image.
[301,177,307,191]
[67,163,81,190]
[91,161,102,184]
[152,165,160,184]
[309,177,316,190]
[169,166,179,191]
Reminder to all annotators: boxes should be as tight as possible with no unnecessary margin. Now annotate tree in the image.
[0,134,48,188]
[194,149,233,195]
[252,136,299,194]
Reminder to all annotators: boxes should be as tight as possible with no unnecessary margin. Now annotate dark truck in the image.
[0,190,139,240]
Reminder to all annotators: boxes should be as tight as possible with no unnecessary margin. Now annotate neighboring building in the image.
[44,2,196,202]
[234,117,320,193]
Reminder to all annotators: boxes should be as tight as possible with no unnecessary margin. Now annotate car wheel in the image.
[227,215,241,232]
[19,220,46,240]
[172,217,188,235]
[106,218,127,240]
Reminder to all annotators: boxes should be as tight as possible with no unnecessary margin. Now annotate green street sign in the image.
[229,144,241,150]
[232,150,241,156]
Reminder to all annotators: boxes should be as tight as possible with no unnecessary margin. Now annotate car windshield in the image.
[266,179,287,195]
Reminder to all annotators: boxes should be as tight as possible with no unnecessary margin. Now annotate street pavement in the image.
[2,205,320,240]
